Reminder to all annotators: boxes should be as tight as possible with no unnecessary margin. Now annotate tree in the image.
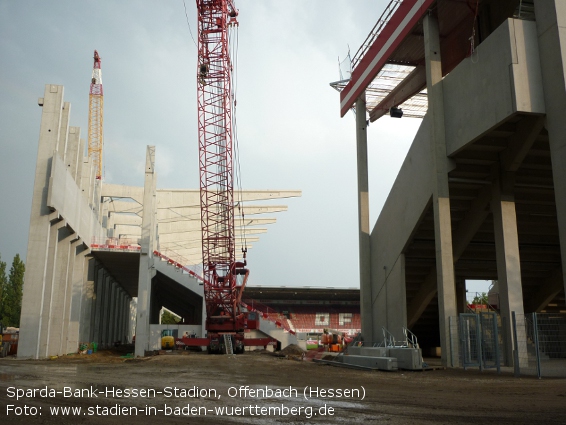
[0,254,6,327]
[2,254,25,327]
[472,292,488,305]
[161,310,180,325]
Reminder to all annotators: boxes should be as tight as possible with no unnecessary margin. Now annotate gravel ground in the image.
[0,349,565,424]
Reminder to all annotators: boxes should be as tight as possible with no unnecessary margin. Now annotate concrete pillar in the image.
[385,254,407,341]
[492,170,527,366]
[59,238,81,355]
[100,276,112,348]
[18,85,64,359]
[118,291,126,343]
[80,258,96,343]
[91,267,105,344]
[47,226,77,356]
[108,281,118,345]
[56,102,71,158]
[534,0,566,296]
[129,298,137,343]
[355,93,374,342]
[67,244,89,353]
[37,218,65,358]
[424,14,458,366]
[66,127,81,181]
[75,139,85,186]
[135,146,157,357]
[455,278,467,315]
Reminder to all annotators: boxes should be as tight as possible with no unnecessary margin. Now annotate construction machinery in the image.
[178,0,275,354]
[88,50,104,179]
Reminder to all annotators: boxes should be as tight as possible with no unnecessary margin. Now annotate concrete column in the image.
[355,93,374,342]
[47,227,78,356]
[100,276,112,348]
[492,170,527,366]
[92,267,105,344]
[56,102,71,158]
[38,218,65,358]
[118,291,126,343]
[66,127,81,181]
[385,254,407,341]
[135,146,157,357]
[75,139,85,186]
[67,244,89,353]
[18,85,64,359]
[59,237,81,355]
[455,278,467,315]
[80,258,96,343]
[108,281,118,345]
[534,0,566,295]
[424,14,458,366]
[129,298,137,343]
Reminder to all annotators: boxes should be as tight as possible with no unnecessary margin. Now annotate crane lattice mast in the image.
[88,50,104,180]
[196,0,247,333]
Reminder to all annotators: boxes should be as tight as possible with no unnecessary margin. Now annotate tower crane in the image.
[88,50,104,179]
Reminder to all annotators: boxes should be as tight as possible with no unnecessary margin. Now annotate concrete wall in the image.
[370,117,433,342]
[444,19,545,156]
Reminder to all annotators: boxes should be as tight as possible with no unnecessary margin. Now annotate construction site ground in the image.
[0,349,564,424]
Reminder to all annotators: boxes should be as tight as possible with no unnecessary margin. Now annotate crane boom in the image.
[196,0,248,352]
[88,50,104,180]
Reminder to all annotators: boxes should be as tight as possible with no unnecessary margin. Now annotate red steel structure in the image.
[88,50,104,179]
[196,0,249,352]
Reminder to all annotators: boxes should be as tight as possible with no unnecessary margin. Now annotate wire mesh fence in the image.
[450,312,566,377]
[449,313,504,372]
[512,312,566,378]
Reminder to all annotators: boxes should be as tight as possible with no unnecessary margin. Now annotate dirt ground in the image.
[0,349,565,425]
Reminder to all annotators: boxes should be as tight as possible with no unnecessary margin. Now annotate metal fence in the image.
[512,312,566,378]
[450,313,503,372]
[450,312,566,378]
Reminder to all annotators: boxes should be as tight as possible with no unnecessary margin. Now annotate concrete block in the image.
[347,346,361,355]
[360,347,387,357]
[343,355,398,370]
[388,348,422,370]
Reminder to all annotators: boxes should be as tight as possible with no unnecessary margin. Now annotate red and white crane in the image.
[88,50,104,179]
[196,0,250,353]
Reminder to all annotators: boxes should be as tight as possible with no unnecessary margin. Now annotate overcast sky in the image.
[0,1,489,293]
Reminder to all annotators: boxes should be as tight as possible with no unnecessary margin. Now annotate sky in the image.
[0,0,489,293]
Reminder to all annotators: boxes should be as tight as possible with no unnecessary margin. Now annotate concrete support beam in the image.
[60,238,81,355]
[38,218,66,358]
[534,0,566,297]
[47,227,77,356]
[355,93,374,342]
[100,275,112,348]
[455,278,467,315]
[525,268,564,313]
[491,169,527,366]
[80,258,96,343]
[452,184,492,261]
[407,267,437,328]
[67,245,89,353]
[57,102,71,157]
[19,85,64,359]
[424,14,458,366]
[66,127,81,181]
[135,146,157,357]
[91,266,104,344]
[369,65,426,121]
[501,116,545,172]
